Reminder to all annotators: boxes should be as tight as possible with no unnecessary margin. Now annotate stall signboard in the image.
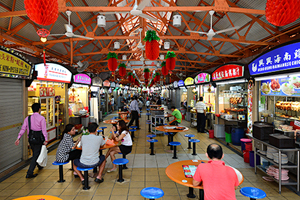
[0,47,32,79]
[92,77,103,87]
[110,82,116,88]
[35,63,71,83]
[184,77,194,86]
[249,41,300,75]
[74,74,91,85]
[261,76,300,96]
[39,87,55,97]
[173,81,178,88]
[178,80,185,87]
[194,73,210,84]
[116,83,120,88]
[212,64,244,81]
[103,80,110,87]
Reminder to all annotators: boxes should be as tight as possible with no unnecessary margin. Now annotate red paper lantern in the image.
[144,68,150,80]
[266,0,300,26]
[108,58,118,72]
[118,63,126,77]
[161,66,168,76]
[145,41,160,60]
[24,0,59,26]
[166,57,176,71]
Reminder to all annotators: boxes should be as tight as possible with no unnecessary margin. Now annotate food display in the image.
[229,97,243,105]
[275,101,300,111]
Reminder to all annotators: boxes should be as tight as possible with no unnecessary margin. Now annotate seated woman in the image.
[105,120,132,172]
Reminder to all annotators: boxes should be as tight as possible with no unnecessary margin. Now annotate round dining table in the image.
[75,140,119,150]
[103,119,130,124]
[165,160,244,199]
[118,111,128,119]
[13,195,62,200]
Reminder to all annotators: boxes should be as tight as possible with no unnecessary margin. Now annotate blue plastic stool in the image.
[184,134,195,149]
[146,113,151,120]
[77,167,94,190]
[147,139,158,155]
[169,142,181,159]
[240,187,267,200]
[140,187,164,200]
[146,108,150,112]
[129,129,136,141]
[99,126,107,135]
[147,134,156,139]
[130,126,138,129]
[97,129,103,135]
[146,120,151,132]
[189,139,200,156]
[52,161,69,183]
[113,158,129,182]
[118,152,131,169]
[111,116,118,120]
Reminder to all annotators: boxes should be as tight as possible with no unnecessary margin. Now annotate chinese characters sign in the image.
[0,48,32,78]
[74,74,91,85]
[249,42,300,75]
[261,76,300,97]
[35,63,71,83]
[39,87,55,97]
[178,80,185,87]
[184,77,194,86]
[194,73,210,84]
[212,64,244,81]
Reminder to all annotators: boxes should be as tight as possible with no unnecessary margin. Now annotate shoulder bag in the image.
[28,116,45,145]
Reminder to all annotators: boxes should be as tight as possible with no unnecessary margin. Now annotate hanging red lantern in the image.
[107,52,118,72]
[143,30,160,60]
[128,72,133,82]
[266,0,300,26]
[154,72,160,83]
[24,0,59,26]
[144,68,150,80]
[145,79,149,86]
[165,51,176,71]
[161,61,168,76]
[118,63,126,77]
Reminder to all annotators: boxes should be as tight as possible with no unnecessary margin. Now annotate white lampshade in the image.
[122,55,127,60]
[160,55,164,60]
[114,42,120,49]
[156,63,160,67]
[173,15,181,27]
[97,15,106,27]
[127,63,131,67]
[164,42,170,49]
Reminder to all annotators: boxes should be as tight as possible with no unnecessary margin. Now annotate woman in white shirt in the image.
[105,120,132,172]
[111,95,115,112]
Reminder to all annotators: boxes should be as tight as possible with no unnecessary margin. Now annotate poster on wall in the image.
[248,81,253,134]
[35,63,72,83]
[194,73,210,84]
[74,74,91,85]
[212,64,244,81]
[261,76,300,96]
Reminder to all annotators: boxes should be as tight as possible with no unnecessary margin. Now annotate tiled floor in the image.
[1,109,299,200]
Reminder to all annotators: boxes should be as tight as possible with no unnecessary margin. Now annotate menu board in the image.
[261,76,300,96]
[212,64,244,81]
[194,73,210,84]
[35,63,71,83]
[182,165,198,178]
[184,77,194,86]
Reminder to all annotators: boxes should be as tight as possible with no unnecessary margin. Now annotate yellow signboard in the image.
[184,77,194,86]
[0,48,32,77]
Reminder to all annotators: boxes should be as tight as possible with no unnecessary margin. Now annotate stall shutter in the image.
[0,78,23,172]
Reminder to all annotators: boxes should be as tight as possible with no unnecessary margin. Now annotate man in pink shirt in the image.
[15,103,48,178]
[193,144,239,200]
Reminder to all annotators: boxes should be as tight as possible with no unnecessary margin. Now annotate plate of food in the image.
[270,79,280,91]
[281,83,295,96]
[261,82,271,95]
[175,127,185,130]
[290,76,300,89]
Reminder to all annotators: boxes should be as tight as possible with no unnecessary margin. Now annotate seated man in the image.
[73,123,106,184]
[165,106,182,125]
[193,144,239,200]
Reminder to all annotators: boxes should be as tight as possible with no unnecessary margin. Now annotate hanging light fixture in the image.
[164,42,170,49]
[114,42,120,49]
[160,54,164,60]
[122,55,127,60]
[173,15,181,27]
[97,15,106,27]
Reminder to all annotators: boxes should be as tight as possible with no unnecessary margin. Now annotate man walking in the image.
[128,96,140,129]
[117,94,125,111]
[195,97,206,133]
[15,103,48,178]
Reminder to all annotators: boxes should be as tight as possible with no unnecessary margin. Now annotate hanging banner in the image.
[261,76,300,96]
[178,80,184,87]
[74,74,91,85]
[184,77,194,86]
[249,41,300,75]
[194,73,210,84]
[103,80,110,87]
[0,47,32,79]
[92,77,103,87]
[212,64,244,81]
[35,63,71,83]
[248,81,253,134]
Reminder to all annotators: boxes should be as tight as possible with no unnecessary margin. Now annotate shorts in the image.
[74,155,105,168]
[119,145,132,155]
[170,121,179,126]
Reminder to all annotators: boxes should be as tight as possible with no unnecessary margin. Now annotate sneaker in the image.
[26,174,38,178]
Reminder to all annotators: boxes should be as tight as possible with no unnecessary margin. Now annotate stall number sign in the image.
[0,49,32,77]
[40,87,55,97]
[74,74,91,85]
[212,64,244,81]
[249,42,300,75]
[184,77,194,86]
[194,73,210,84]
[35,63,71,83]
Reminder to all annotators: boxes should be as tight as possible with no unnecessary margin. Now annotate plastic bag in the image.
[106,139,115,146]
[37,145,48,167]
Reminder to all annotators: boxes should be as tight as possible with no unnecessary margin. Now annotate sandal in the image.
[107,168,117,173]
[94,178,104,183]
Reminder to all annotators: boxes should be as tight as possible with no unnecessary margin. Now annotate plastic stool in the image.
[146,113,151,120]
[146,108,150,112]
[240,187,266,199]
[99,126,107,135]
[77,167,94,190]
[97,129,103,135]
[147,139,158,155]
[169,142,181,159]
[140,187,164,200]
[130,126,138,129]
[129,129,136,141]
[118,152,131,169]
[113,158,129,182]
[167,133,175,150]
[52,161,69,183]
[147,134,156,149]
[146,120,151,132]
[189,139,200,156]
[184,134,195,149]
[111,117,118,120]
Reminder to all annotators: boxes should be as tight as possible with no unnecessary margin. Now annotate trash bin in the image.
[214,124,225,138]
[243,150,250,163]
[240,138,252,151]
[225,132,232,143]
[249,151,261,167]
[209,130,214,138]
[231,127,244,145]
[81,115,89,127]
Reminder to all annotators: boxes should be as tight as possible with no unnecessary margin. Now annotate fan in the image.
[176,72,186,79]
[76,61,89,72]
[49,11,94,40]
[100,0,158,22]
[186,10,239,40]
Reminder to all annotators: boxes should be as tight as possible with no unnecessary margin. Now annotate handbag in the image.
[28,116,45,145]
[37,145,48,167]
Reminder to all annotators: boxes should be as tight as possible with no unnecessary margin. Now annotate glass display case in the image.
[28,96,39,115]
[40,97,55,129]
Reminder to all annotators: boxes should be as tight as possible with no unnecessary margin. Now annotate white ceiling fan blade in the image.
[48,34,65,36]
[100,12,129,15]
[139,13,158,22]
[207,36,213,40]
[215,26,240,34]
[73,35,94,40]
[137,0,151,10]
[186,30,208,35]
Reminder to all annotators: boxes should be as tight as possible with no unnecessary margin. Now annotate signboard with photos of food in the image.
[194,73,210,84]
[261,76,300,96]
[212,64,244,81]
[40,87,55,97]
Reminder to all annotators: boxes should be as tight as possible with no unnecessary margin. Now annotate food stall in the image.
[31,62,71,141]
[90,77,103,123]
[102,80,110,116]
[184,77,195,122]
[212,63,249,143]
[249,40,300,194]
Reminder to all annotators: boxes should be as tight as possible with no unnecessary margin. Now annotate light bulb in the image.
[40,37,47,43]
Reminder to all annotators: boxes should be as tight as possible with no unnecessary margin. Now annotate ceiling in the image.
[0,0,300,82]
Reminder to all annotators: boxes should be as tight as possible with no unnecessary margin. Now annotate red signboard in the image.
[212,64,244,81]
[103,80,110,87]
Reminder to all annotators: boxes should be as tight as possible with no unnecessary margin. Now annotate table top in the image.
[13,195,62,200]
[150,105,161,107]
[103,119,130,124]
[75,140,119,150]
[165,160,244,189]
[155,125,189,133]
[118,111,128,114]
